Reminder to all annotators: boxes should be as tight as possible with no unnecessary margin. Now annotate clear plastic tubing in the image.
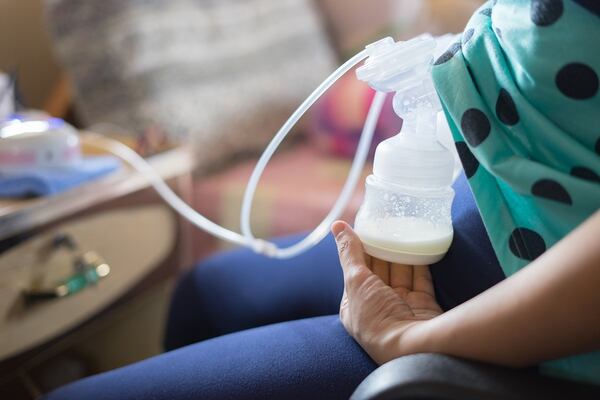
[83,47,386,258]
[82,133,263,249]
[241,47,385,258]
[241,89,386,258]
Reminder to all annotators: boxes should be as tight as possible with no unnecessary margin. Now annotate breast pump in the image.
[353,36,455,264]
[236,33,455,264]
[4,34,457,264]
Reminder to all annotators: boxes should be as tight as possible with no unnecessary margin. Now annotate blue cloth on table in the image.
[0,156,120,198]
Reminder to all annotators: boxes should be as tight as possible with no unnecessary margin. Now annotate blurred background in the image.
[0,1,483,398]
[1,0,483,143]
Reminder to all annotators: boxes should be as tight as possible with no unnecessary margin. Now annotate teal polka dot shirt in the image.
[431,0,600,384]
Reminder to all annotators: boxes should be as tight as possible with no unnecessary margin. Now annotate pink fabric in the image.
[192,144,369,260]
[308,70,402,159]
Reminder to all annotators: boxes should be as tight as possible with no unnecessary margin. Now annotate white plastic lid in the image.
[356,34,455,189]
[372,128,455,189]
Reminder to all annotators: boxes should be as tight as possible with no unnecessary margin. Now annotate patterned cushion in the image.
[45,0,335,169]
[309,69,402,159]
[191,143,370,259]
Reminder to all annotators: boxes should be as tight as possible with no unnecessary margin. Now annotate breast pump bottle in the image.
[353,36,455,265]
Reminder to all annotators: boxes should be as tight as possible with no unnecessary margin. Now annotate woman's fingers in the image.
[364,254,373,271]
[390,263,413,290]
[371,258,390,285]
[331,221,370,289]
[413,265,435,296]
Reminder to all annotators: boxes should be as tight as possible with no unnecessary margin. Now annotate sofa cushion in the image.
[45,0,335,170]
[191,143,369,259]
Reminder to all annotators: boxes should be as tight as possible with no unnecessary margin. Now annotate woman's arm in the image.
[332,210,600,366]
[414,210,600,366]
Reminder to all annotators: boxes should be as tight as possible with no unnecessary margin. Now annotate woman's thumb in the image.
[331,221,366,273]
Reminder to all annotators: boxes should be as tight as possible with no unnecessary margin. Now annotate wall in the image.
[0,0,61,109]
[319,0,484,54]
[0,0,484,109]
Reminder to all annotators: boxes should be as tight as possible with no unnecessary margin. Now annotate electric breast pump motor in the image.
[0,114,81,170]
[353,36,455,265]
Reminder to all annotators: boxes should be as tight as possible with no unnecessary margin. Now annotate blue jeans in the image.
[45,174,504,400]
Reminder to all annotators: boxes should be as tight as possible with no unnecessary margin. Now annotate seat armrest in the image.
[351,353,600,400]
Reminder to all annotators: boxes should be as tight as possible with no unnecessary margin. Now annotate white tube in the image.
[240,90,387,259]
[82,47,384,259]
[82,134,276,254]
[240,49,370,243]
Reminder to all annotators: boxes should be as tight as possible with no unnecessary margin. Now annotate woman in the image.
[46,1,600,398]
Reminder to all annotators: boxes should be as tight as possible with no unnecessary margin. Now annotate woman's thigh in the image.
[164,233,345,350]
[45,315,377,400]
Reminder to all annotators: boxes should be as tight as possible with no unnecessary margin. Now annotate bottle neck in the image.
[372,84,454,188]
[401,107,438,139]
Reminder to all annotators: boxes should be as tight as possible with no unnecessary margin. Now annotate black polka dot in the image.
[555,63,599,100]
[571,166,600,183]
[509,228,547,261]
[495,89,519,126]
[495,27,502,39]
[595,137,600,155]
[455,141,480,179]
[462,28,474,44]
[461,109,491,147]
[531,0,564,26]
[479,8,492,17]
[433,42,462,66]
[572,0,600,18]
[531,179,572,204]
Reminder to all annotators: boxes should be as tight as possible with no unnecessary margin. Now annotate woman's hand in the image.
[334,212,600,369]
[331,221,442,364]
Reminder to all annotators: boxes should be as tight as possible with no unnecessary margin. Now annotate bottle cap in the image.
[372,128,455,189]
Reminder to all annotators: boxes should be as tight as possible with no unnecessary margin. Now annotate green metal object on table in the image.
[23,249,110,301]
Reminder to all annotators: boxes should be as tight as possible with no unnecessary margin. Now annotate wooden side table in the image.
[0,141,196,398]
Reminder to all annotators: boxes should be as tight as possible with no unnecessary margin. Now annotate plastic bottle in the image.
[354,35,455,265]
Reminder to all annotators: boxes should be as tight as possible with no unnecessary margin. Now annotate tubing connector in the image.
[250,239,280,257]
